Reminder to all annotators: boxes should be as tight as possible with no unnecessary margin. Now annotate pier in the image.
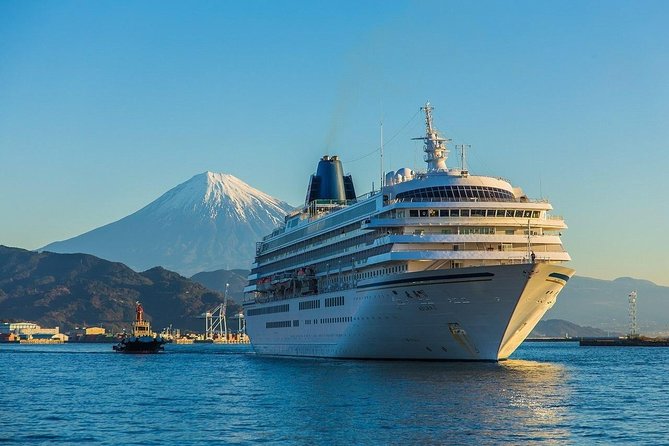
[579,337,669,347]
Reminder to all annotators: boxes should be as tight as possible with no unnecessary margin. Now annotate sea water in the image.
[1,342,668,445]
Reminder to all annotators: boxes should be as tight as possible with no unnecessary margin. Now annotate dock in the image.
[580,337,669,347]
[19,339,64,345]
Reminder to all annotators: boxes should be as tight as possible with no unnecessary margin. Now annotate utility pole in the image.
[223,283,229,341]
[628,291,638,338]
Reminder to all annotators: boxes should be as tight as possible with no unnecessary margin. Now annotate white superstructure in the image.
[243,103,574,361]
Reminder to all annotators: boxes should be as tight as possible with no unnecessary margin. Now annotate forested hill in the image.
[0,245,239,333]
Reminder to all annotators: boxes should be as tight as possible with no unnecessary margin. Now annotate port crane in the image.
[204,283,229,340]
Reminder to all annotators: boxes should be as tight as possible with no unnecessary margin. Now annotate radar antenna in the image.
[412,102,449,172]
[455,144,471,176]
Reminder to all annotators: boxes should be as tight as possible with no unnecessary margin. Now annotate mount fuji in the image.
[42,172,294,276]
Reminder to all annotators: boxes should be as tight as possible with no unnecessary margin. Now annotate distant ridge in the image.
[42,172,294,276]
[0,245,237,332]
[529,319,613,338]
[190,269,249,298]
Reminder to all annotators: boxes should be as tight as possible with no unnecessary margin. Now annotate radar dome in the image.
[395,167,414,183]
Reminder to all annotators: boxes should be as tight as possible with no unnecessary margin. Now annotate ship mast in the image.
[380,120,384,188]
[413,102,449,172]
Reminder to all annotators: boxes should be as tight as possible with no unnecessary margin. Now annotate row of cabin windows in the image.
[299,299,320,310]
[325,296,345,307]
[358,265,407,280]
[458,227,496,235]
[415,228,542,236]
[247,304,289,317]
[271,313,498,329]
[258,244,393,284]
[268,317,352,327]
[266,315,404,329]
[320,316,352,324]
[266,320,292,328]
[257,221,363,264]
[261,198,374,253]
[258,231,372,274]
[405,209,541,219]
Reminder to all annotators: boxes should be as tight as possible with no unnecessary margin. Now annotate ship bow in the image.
[497,263,575,359]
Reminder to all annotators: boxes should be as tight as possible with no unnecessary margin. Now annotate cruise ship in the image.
[243,103,574,361]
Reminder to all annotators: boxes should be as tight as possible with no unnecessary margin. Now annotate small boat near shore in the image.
[113,301,165,354]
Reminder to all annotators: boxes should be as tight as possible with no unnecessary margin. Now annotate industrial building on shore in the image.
[0,322,68,343]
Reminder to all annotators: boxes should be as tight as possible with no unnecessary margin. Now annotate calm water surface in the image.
[1,342,668,445]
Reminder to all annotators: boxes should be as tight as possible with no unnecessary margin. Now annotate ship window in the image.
[299,299,320,310]
[439,209,449,217]
[514,210,523,218]
[429,209,438,217]
[532,211,540,218]
[524,211,532,218]
[505,230,515,235]
[248,304,290,317]
[409,210,419,217]
[506,210,514,217]
[486,210,496,217]
[460,210,470,217]
[496,210,505,217]
[450,209,460,217]
[325,296,345,307]
[396,185,514,201]
[419,209,428,217]
[266,320,291,328]
[471,209,485,217]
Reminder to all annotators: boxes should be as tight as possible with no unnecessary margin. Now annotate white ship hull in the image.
[245,103,575,361]
[244,263,574,361]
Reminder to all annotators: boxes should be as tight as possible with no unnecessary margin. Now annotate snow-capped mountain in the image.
[42,172,294,276]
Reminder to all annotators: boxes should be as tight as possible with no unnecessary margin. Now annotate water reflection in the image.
[1,343,577,445]
[244,357,571,445]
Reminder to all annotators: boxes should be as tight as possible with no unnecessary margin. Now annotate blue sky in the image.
[1,0,668,285]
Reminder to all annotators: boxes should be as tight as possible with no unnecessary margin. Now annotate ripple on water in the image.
[1,342,669,445]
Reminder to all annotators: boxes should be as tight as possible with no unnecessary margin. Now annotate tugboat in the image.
[113,301,165,353]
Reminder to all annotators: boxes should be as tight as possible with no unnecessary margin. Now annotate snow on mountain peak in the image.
[146,171,292,224]
[42,170,295,274]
